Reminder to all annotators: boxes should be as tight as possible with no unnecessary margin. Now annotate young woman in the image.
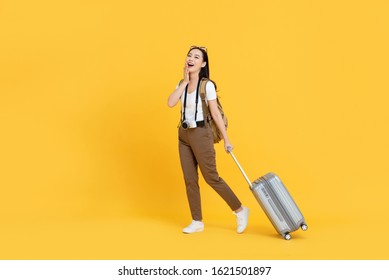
[167,46,249,234]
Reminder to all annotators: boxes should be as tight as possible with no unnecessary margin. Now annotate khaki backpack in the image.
[199,78,228,143]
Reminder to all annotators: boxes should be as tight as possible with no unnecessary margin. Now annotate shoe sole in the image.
[182,228,204,234]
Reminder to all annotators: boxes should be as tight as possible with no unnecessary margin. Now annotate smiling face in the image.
[186,48,207,74]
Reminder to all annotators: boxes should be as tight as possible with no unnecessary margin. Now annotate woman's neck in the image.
[189,73,200,84]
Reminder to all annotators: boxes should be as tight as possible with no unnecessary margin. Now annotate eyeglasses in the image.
[190,45,207,52]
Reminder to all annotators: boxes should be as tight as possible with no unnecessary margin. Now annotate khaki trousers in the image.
[178,124,241,221]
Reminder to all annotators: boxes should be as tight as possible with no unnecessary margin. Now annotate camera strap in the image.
[182,79,201,122]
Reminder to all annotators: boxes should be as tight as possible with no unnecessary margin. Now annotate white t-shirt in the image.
[180,81,217,122]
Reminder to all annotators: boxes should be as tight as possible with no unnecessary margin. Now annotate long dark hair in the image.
[188,46,217,90]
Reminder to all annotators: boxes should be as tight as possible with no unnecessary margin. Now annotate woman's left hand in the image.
[224,140,233,153]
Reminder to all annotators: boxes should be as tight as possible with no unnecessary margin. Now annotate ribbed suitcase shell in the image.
[251,173,307,239]
[228,150,307,240]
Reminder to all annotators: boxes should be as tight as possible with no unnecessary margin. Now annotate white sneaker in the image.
[234,206,249,233]
[182,220,204,234]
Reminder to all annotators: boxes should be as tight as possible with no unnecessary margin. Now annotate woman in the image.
[167,46,249,234]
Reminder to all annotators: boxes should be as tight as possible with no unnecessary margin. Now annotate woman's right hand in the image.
[183,64,190,84]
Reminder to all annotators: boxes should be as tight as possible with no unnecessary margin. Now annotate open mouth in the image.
[187,62,194,68]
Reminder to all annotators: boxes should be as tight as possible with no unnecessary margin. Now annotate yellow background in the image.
[1,0,388,259]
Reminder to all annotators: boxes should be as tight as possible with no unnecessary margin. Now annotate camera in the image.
[181,120,197,130]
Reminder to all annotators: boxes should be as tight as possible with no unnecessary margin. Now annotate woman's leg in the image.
[179,127,202,221]
[189,127,242,211]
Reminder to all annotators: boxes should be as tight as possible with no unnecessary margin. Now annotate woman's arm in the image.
[167,65,190,107]
[167,81,187,107]
[208,99,233,152]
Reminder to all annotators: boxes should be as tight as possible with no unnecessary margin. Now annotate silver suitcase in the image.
[229,150,308,240]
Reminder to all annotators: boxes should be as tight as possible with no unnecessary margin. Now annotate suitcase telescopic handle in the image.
[227,147,253,188]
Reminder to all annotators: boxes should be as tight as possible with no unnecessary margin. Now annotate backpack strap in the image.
[199,78,211,122]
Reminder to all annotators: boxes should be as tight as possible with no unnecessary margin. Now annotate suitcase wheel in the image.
[283,233,291,240]
[301,224,308,231]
